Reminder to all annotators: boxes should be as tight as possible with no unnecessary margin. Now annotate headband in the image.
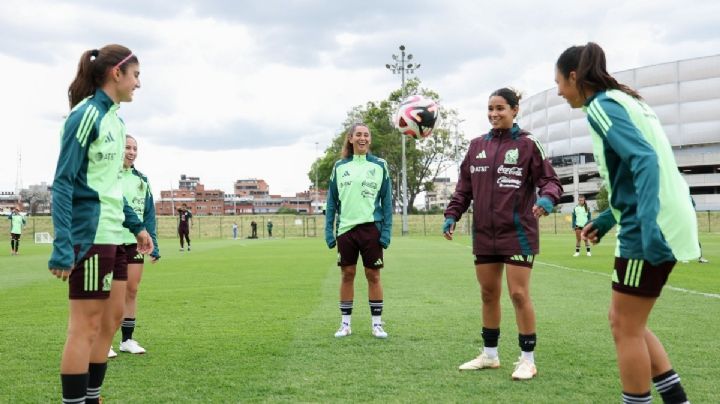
[113,52,134,69]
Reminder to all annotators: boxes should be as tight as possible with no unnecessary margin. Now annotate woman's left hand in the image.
[532,205,547,218]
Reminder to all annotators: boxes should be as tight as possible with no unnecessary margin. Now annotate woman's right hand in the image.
[49,268,72,281]
[442,217,456,240]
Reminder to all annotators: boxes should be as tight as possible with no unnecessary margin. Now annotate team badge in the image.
[504,148,519,164]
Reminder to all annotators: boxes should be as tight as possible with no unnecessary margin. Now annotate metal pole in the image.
[315,142,319,214]
[400,48,409,235]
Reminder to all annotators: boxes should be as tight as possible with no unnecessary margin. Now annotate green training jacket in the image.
[49,89,145,269]
[583,89,699,264]
[121,166,160,259]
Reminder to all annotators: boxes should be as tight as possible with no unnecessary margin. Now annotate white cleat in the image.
[587,252,592,257]
[699,257,709,263]
[119,339,146,354]
[573,252,580,257]
[511,357,537,380]
[108,346,118,358]
[334,323,352,338]
[458,351,500,370]
[372,324,388,339]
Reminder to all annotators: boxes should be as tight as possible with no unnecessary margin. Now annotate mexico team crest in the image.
[504,148,519,164]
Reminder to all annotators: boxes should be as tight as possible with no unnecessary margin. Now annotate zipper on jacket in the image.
[489,133,504,254]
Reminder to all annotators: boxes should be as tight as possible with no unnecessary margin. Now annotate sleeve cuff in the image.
[536,196,554,214]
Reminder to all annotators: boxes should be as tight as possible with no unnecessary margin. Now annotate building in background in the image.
[518,54,720,211]
[425,177,456,211]
[156,175,225,215]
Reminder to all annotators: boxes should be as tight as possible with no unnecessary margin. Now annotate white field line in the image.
[536,260,720,300]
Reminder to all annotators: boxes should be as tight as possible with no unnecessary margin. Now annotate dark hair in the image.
[341,123,370,158]
[578,195,589,212]
[68,44,138,108]
[490,87,522,109]
[556,42,640,100]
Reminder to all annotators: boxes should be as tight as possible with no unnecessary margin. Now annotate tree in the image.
[595,184,609,212]
[308,78,469,211]
[20,186,51,215]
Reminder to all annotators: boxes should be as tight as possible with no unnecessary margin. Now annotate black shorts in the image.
[178,226,189,236]
[612,257,675,298]
[11,233,20,241]
[124,243,145,264]
[337,222,384,269]
[69,244,128,299]
[475,254,535,268]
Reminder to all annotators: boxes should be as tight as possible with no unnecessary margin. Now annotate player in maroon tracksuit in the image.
[443,88,562,380]
[177,204,192,251]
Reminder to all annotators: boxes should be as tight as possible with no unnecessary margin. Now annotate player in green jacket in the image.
[556,42,698,404]
[49,44,153,404]
[108,135,160,358]
[325,123,393,339]
[8,207,26,255]
[571,195,592,257]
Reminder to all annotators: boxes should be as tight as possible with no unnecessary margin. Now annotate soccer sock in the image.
[121,317,136,342]
[61,373,88,404]
[10,239,15,251]
[653,369,688,404]
[481,327,500,358]
[575,245,580,253]
[15,239,19,252]
[369,300,383,326]
[519,333,537,363]
[586,244,591,252]
[622,391,652,404]
[85,362,107,404]
[339,301,353,326]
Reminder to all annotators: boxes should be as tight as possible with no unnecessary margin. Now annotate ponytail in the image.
[556,42,641,100]
[68,44,138,108]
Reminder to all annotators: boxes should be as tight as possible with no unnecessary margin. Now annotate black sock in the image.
[653,369,688,404]
[85,362,107,403]
[121,317,136,342]
[10,239,15,251]
[369,300,383,317]
[622,391,652,403]
[481,327,500,348]
[339,301,353,316]
[61,373,88,403]
[15,239,19,252]
[575,246,580,253]
[519,333,537,352]
[586,245,591,252]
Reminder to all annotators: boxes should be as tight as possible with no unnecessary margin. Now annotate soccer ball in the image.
[393,95,439,139]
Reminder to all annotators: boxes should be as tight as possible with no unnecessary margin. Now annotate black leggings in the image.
[179,229,191,247]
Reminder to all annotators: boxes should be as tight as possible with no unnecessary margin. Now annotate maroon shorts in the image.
[11,233,20,241]
[124,243,145,264]
[612,257,675,298]
[337,222,384,269]
[69,244,127,300]
[475,254,535,268]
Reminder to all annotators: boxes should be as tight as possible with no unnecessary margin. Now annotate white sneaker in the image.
[573,252,580,257]
[586,252,592,257]
[334,323,352,338]
[699,257,709,263]
[458,351,500,370]
[511,357,537,380]
[372,324,388,339]
[119,339,146,354]
[108,346,118,358]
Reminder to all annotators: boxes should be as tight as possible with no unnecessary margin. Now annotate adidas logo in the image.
[104,132,115,143]
[374,258,383,266]
[342,171,350,177]
[476,150,486,159]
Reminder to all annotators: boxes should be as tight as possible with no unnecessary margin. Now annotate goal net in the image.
[34,232,54,244]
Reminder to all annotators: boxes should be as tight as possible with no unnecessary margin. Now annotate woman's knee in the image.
[480,286,501,305]
[509,289,530,308]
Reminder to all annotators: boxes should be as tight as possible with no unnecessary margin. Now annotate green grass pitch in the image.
[1,233,718,402]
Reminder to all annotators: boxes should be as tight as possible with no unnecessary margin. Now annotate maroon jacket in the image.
[444,124,562,256]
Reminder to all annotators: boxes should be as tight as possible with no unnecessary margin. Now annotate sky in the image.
[1,0,718,199]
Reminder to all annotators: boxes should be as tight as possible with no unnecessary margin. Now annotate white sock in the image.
[483,347,498,358]
[341,315,351,326]
[371,316,382,326]
[521,351,535,364]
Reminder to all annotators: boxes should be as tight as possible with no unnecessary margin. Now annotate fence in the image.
[10,211,720,242]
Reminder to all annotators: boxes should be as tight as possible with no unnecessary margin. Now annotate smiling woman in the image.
[50,44,153,404]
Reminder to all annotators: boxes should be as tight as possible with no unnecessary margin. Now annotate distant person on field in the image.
[250,220,257,238]
[325,122,393,339]
[443,88,562,381]
[177,203,192,251]
[267,220,273,237]
[49,44,152,404]
[556,42,698,404]
[572,195,592,257]
[108,134,160,358]
[9,207,26,255]
[232,222,238,239]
